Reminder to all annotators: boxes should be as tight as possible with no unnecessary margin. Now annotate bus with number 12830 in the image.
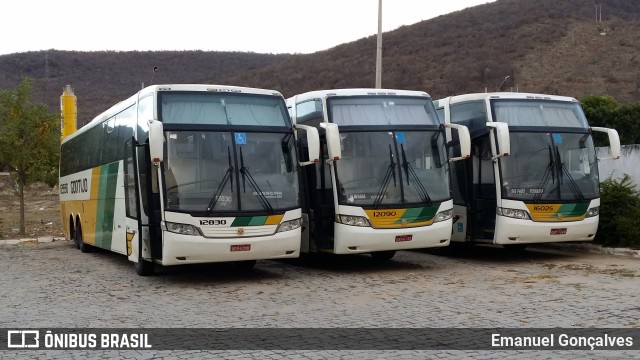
[59,84,320,275]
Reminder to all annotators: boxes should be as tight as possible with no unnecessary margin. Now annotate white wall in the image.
[597,144,640,186]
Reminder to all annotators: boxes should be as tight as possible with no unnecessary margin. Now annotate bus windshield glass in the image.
[164,131,299,212]
[500,131,599,201]
[491,99,588,128]
[160,92,291,127]
[329,96,440,126]
[335,130,450,206]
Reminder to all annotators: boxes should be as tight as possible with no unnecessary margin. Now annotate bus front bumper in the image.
[332,219,451,254]
[493,215,598,245]
[160,228,301,266]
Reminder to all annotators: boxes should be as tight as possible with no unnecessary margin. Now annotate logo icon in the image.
[236,228,245,236]
[7,330,40,348]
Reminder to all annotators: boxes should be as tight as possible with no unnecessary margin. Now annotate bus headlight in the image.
[586,206,600,217]
[434,209,453,223]
[276,218,301,233]
[161,221,199,236]
[496,207,531,220]
[337,215,371,227]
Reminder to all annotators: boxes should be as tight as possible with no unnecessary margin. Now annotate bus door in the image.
[302,136,335,252]
[125,138,162,264]
[468,135,497,242]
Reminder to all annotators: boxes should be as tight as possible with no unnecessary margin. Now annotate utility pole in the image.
[375,0,382,88]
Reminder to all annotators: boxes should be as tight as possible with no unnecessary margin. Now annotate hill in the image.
[0,0,639,126]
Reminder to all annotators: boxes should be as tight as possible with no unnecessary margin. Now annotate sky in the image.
[2,0,495,56]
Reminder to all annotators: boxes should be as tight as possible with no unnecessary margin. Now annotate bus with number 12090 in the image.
[287,88,470,260]
[59,84,319,275]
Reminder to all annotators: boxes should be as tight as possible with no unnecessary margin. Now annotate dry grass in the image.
[0,173,64,240]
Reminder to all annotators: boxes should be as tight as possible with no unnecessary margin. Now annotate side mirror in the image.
[320,123,341,162]
[591,127,621,160]
[442,123,471,162]
[486,122,510,160]
[148,119,164,164]
[294,124,320,166]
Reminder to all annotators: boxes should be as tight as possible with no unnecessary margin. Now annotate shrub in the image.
[596,174,640,249]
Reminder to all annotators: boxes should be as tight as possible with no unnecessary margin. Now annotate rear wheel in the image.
[370,250,396,261]
[70,219,79,249]
[76,223,92,253]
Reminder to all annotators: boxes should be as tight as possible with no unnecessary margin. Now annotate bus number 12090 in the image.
[372,211,397,217]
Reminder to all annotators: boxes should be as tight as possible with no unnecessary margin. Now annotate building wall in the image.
[597,144,640,186]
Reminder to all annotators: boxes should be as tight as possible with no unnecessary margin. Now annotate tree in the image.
[0,77,59,236]
[580,95,640,146]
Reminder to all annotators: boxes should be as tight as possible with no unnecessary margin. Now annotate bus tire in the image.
[134,254,155,276]
[370,250,396,261]
[76,223,92,253]
[70,218,79,249]
[503,244,527,252]
[234,260,257,271]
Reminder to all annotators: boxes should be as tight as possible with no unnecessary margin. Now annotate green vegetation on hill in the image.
[1,0,639,125]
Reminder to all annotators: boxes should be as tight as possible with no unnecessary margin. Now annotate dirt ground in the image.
[0,173,64,240]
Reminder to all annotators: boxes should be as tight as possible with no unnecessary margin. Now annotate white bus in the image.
[59,84,319,275]
[434,92,620,250]
[287,89,470,260]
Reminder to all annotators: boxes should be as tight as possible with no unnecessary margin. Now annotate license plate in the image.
[395,235,413,242]
[230,244,251,252]
[550,228,567,235]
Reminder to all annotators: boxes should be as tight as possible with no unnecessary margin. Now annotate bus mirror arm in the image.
[486,122,511,161]
[148,119,164,165]
[442,123,471,162]
[591,127,621,160]
[294,124,321,166]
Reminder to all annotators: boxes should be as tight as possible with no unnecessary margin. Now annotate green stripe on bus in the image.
[96,162,119,249]
[231,216,268,227]
[557,202,589,217]
[396,205,439,224]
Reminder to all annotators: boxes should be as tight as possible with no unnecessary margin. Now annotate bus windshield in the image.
[491,99,588,128]
[329,96,440,126]
[160,92,291,127]
[164,131,299,212]
[335,130,450,207]
[500,131,600,202]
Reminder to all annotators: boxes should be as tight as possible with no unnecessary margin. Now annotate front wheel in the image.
[234,260,257,271]
[370,250,396,261]
[134,246,155,276]
[503,244,528,253]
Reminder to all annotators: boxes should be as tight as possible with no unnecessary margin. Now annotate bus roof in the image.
[62,84,284,144]
[435,92,579,107]
[287,88,432,104]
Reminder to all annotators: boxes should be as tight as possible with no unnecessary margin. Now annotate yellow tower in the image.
[60,85,77,141]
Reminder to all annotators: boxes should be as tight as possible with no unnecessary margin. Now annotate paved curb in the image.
[1,237,638,258]
[0,237,67,245]
[533,242,640,258]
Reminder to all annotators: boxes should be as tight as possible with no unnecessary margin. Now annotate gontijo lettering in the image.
[59,177,88,194]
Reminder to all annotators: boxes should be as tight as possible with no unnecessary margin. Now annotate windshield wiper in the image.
[533,145,554,203]
[401,144,432,205]
[207,147,234,212]
[373,145,397,208]
[555,146,584,201]
[239,147,274,213]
